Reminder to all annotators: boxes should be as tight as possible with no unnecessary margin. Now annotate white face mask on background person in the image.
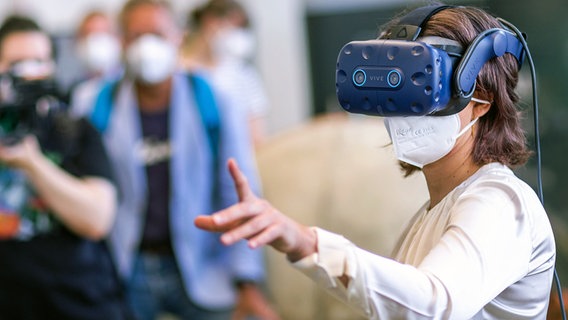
[384,97,490,168]
[213,27,256,62]
[125,34,177,84]
[77,32,121,76]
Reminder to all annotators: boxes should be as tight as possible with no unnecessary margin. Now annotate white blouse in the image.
[293,163,556,319]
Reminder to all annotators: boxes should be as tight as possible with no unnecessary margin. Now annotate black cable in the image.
[499,17,566,320]
[557,270,567,319]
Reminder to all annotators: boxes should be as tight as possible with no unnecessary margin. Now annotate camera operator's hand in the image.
[0,135,43,170]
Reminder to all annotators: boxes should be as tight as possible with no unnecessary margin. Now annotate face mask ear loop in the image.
[471,97,492,105]
[456,117,479,139]
[468,97,490,139]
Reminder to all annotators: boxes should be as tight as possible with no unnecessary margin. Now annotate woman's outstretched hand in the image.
[194,158,317,262]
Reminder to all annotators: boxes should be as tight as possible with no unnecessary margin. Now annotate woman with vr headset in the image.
[195,3,556,319]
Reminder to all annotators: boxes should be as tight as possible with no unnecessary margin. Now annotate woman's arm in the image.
[196,160,539,320]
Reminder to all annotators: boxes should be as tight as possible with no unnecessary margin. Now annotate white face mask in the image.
[385,113,479,168]
[125,34,177,84]
[213,27,256,62]
[77,32,121,75]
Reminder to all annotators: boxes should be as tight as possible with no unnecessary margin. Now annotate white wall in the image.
[241,0,312,135]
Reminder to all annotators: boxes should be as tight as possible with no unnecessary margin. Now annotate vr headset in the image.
[335,5,526,116]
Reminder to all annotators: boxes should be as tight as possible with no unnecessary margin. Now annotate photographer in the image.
[0,16,128,319]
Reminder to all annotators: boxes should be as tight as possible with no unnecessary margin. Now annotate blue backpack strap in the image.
[90,74,220,160]
[90,80,119,132]
[188,73,220,160]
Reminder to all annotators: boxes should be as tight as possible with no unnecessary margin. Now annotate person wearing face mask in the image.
[195,3,557,320]
[69,10,122,118]
[89,0,279,319]
[0,15,130,319]
[179,0,269,148]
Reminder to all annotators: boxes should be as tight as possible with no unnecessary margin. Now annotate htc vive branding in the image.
[335,5,526,116]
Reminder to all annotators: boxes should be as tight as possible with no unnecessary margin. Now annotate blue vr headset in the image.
[335,5,526,116]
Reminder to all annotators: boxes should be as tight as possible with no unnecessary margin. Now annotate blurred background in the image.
[1,0,567,318]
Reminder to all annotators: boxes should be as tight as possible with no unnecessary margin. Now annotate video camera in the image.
[0,72,63,145]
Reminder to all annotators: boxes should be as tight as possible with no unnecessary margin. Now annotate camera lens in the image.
[353,69,366,87]
[387,70,402,88]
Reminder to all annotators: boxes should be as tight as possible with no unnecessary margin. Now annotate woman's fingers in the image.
[248,224,284,250]
[227,158,255,202]
[220,212,274,246]
[195,201,317,260]
[194,201,262,232]
[194,215,223,232]
[194,200,284,249]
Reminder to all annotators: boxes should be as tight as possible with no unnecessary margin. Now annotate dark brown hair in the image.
[386,5,532,176]
[188,0,249,30]
[0,15,55,60]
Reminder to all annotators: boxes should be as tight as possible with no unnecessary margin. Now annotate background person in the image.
[179,0,269,148]
[94,0,279,319]
[195,4,556,319]
[69,9,122,118]
[0,14,128,319]
[74,10,121,81]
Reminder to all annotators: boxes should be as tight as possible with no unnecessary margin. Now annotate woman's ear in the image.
[472,100,491,118]
[472,92,493,118]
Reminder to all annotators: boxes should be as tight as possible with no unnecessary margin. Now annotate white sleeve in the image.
[291,183,535,319]
[292,228,451,319]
